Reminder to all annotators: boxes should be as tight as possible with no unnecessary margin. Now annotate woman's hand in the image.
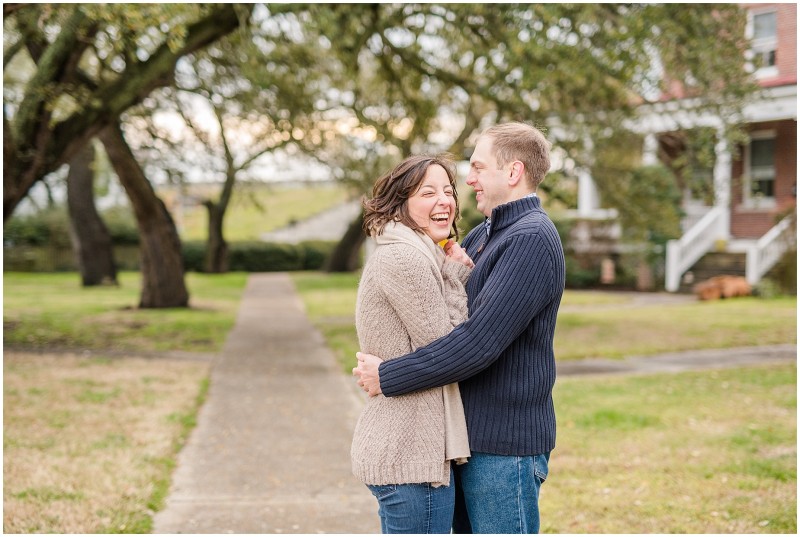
[443,240,474,268]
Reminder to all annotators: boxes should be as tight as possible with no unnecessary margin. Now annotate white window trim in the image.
[746,7,779,79]
[741,130,777,210]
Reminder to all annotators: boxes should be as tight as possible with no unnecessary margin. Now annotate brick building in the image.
[730,2,797,239]
[574,3,797,291]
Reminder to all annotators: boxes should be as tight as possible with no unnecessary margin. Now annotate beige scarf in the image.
[376,222,471,466]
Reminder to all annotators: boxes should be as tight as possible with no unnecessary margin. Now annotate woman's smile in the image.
[408,164,457,243]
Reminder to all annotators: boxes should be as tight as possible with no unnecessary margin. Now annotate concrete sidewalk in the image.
[154,273,795,534]
[153,273,379,534]
[556,344,796,377]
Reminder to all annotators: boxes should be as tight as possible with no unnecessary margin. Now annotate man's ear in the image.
[507,161,524,187]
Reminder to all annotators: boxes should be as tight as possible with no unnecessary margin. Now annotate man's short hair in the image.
[484,122,551,190]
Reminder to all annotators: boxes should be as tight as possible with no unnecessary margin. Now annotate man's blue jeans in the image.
[453,451,550,534]
[366,467,455,534]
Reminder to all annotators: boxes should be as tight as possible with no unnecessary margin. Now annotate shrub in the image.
[6,241,338,274]
[565,256,601,288]
[101,206,139,245]
[758,248,798,296]
[3,208,72,248]
[228,242,303,272]
[180,240,338,273]
[181,241,207,272]
[297,240,338,270]
[4,206,140,247]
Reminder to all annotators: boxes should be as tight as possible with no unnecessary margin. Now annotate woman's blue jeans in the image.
[453,451,550,534]
[366,468,455,534]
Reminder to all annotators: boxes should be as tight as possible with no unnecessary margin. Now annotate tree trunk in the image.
[66,140,118,286]
[202,163,235,273]
[203,201,229,273]
[324,209,366,272]
[98,122,189,308]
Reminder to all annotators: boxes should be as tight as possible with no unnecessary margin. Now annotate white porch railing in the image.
[665,206,728,292]
[746,214,796,285]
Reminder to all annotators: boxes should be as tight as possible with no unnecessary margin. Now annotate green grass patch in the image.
[576,408,662,430]
[3,271,247,354]
[3,272,233,533]
[545,364,796,533]
[11,487,85,502]
[77,387,122,404]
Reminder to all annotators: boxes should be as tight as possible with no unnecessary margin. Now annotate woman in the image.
[351,154,474,534]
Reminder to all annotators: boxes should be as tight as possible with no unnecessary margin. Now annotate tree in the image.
[592,130,683,245]
[66,140,118,286]
[127,7,322,273]
[3,4,252,220]
[6,4,756,280]
[4,4,252,307]
[296,4,756,267]
[281,5,476,269]
[98,121,188,308]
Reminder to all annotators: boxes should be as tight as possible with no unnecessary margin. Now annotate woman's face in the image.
[407,164,456,244]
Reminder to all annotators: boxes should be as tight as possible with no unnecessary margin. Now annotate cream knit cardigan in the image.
[351,221,471,487]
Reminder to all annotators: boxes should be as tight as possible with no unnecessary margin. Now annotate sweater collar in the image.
[376,221,445,268]
[487,195,542,234]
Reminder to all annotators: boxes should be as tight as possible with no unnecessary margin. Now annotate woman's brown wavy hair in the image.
[362,154,460,240]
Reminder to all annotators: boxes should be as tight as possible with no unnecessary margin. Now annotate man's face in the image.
[466,135,511,217]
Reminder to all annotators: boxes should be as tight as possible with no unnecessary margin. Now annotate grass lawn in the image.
[3,272,248,353]
[3,271,796,533]
[3,352,209,533]
[556,296,797,359]
[290,271,797,372]
[3,271,247,533]
[546,363,796,533]
[291,272,361,373]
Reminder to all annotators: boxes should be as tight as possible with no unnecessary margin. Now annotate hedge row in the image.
[3,207,140,247]
[182,240,337,272]
[3,240,339,273]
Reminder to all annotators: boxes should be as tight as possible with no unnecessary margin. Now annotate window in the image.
[750,10,778,73]
[747,136,776,204]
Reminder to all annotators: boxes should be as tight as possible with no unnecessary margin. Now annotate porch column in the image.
[577,136,600,217]
[713,129,732,239]
[577,169,601,217]
[642,133,659,166]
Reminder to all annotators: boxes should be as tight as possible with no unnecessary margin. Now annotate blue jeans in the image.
[453,452,550,534]
[366,468,455,534]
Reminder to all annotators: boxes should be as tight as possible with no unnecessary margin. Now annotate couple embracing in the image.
[351,122,566,534]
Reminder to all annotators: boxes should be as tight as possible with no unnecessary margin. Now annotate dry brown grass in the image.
[3,351,210,533]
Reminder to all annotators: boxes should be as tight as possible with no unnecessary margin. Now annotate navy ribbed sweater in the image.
[378,195,565,456]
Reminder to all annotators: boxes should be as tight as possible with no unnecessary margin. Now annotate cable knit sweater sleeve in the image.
[377,245,470,349]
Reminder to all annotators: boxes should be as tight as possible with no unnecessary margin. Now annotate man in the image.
[353,122,565,534]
